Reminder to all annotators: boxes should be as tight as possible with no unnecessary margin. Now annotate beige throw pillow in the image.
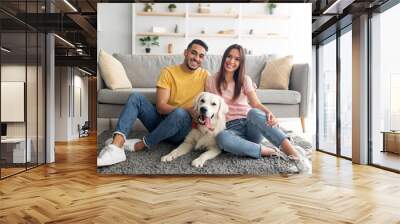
[259,55,293,90]
[98,49,132,90]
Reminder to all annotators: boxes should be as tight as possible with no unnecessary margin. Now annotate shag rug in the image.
[97,129,312,175]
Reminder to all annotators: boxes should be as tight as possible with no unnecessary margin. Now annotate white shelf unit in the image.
[137,12,186,17]
[136,32,185,37]
[189,34,239,38]
[188,13,239,18]
[132,3,292,55]
[241,34,288,39]
[241,15,290,20]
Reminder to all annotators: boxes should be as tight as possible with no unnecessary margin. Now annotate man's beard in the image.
[185,59,199,71]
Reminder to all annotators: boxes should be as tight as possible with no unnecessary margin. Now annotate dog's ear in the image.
[193,92,204,113]
[217,96,229,119]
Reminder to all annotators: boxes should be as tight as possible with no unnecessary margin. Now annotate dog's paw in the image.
[194,143,201,150]
[161,154,175,162]
[194,144,206,151]
[191,158,205,168]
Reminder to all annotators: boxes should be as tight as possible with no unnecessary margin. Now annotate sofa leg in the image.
[300,117,306,133]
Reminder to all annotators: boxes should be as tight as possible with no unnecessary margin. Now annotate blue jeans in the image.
[114,93,192,147]
[216,108,287,158]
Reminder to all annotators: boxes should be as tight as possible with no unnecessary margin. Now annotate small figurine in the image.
[167,43,173,54]
[198,3,211,14]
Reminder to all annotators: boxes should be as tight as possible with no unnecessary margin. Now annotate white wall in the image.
[55,67,68,141]
[98,3,311,64]
[97,3,132,90]
[55,67,89,141]
[97,3,132,55]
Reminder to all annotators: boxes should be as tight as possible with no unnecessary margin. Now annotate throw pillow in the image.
[259,55,293,90]
[98,49,132,90]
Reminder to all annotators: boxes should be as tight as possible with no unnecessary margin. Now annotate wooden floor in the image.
[372,150,400,171]
[1,135,400,223]
[1,167,26,178]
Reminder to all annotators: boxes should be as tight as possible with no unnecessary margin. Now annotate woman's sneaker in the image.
[287,145,312,174]
[97,144,126,167]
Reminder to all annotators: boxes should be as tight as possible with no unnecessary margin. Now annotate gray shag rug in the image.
[97,129,313,175]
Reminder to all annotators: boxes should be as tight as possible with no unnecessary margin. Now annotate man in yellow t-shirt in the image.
[98,39,209,167]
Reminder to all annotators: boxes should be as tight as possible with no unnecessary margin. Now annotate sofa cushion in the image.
[98,50,132,90]
[113,54,184,88]
[244,55,268,85]
[98,88,157,105]
[202,55,222,75]
[259,55,293,90]
[113,54,268,87]
[202,55,267,84]
[256,89,301,104]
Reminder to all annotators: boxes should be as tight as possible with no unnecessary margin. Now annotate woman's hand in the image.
[266,112,278,127]
[247,91,278,128]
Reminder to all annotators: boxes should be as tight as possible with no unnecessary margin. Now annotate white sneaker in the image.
[104,138,142,152]
[289,146,312,174]
[124,139,143,152]
[104,138,113,146]
[97,144,126,167]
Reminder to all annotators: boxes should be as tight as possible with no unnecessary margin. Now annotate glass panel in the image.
[1,29,27,178]
[318,37,337,154]
[0,1,46,178]
[340,29,352,158]
[38,33,45,165]
[371,4,400,171]
[27,30,38,169]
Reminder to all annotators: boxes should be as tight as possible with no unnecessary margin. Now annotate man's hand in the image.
[156,87,176,114]
[185,107,197,120]
[266,112,278,127]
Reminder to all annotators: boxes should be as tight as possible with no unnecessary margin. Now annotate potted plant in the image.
[267,3,277,15]
[143,3,154,12]
[139,36,160,53]
[168,3,176,12]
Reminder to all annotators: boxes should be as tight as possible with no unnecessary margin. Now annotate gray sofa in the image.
[97,54,309,132]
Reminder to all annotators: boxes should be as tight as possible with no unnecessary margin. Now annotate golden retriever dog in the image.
[161,92,228,167]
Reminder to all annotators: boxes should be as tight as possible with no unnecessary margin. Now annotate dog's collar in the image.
[192,122,214,131]
[192,122,199,129]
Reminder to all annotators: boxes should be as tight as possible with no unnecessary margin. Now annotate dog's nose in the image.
[200,107,207,114]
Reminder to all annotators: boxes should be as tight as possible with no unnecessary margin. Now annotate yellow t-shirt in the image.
[156,65,209,108]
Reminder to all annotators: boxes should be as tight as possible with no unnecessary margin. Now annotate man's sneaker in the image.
[104,138,142,152]
[97,144,126,167]
[104,138,113,146]
[123,139,143,152]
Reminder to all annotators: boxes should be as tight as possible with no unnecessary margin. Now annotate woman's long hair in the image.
[216,44,245,101]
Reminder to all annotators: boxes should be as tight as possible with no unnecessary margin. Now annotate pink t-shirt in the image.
[206,74,256,122]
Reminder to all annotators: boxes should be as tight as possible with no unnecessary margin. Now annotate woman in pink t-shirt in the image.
[206,44,310,173]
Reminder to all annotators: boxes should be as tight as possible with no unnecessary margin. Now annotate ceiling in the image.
[0,0,391,73]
